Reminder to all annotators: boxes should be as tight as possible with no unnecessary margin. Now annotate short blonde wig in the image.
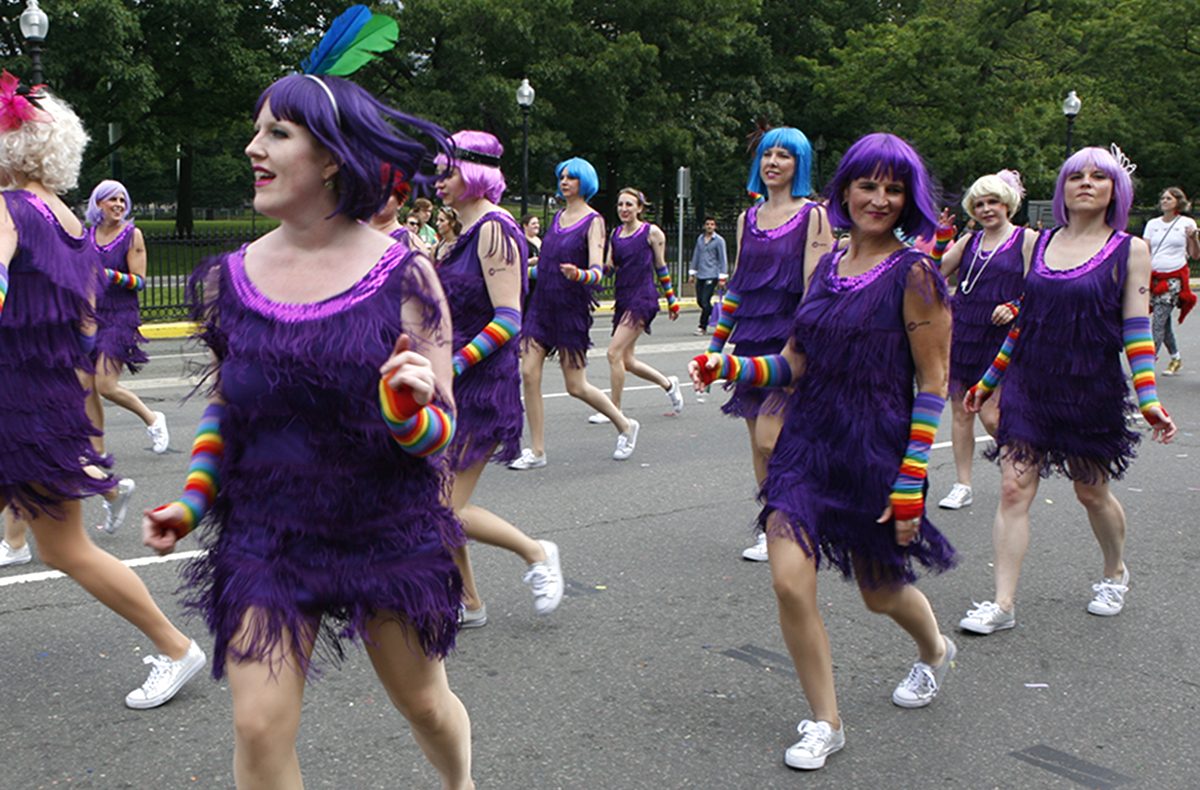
[961,171,1023,221]
[0,90,89,194]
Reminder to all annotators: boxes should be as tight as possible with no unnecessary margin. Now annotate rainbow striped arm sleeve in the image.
[452,306,521,376]
[527,264,537,281]
[564,266,603,285]
[706,290,742,353]
[890,392,946,521]
[970,325,1021,399]
[1123,316,1168,424]
[165,402,225,537]
[379,378,455,457]
[690,352,792,388]
[654,263,680,314]
[0,263,8,318]
[930,223,955,262]
[105,268,145,292]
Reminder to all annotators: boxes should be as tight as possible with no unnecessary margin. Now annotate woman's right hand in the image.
[963,385,988,414]
[559,262,579,279]
[143,503,185,556]
[991,303,1017,325]
[687,353,720,392]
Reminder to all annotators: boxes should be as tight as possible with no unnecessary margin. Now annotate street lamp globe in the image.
[516,78,535,108]
[1062,90,1081,119]
[19,0,50,42]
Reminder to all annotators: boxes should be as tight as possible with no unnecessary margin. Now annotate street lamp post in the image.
[19,0,50,86]
[1062,90,1081,161]
[516,78,535,218]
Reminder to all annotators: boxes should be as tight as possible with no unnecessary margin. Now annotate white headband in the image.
[303,74,339,123]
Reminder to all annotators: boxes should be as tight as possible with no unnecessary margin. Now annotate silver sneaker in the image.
[892,635,956,708]
[458,603,488,629]
[938,483,973,509]
[587,412,611,425]
[958,600,1015,634]
[508,449,547,470]
[523,540,564,615]
[784,719,845,770]
[124,639,207,709]
[99,478,136,535]
[612,419,640,461]
[665,376,684,415]
[741,532,769,562]
[1087,565,1129,616]
[0,539,32,567]
[146,411,170,454]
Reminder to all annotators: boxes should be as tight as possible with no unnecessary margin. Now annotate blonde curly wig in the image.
[0,90,89,194]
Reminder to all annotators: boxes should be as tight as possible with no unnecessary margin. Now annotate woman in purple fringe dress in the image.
[691,133,958,770]
[141,75,473,789]
[0,74,205,708]
[84,180,170,458]
[959,147,1177,636]
[433,130,562,627]
[934,171,1030,511]
[511,156,640,468]
[584,188,684,425]
[707,127,834,562]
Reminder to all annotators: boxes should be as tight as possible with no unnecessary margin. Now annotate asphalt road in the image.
[2,312,1198,789]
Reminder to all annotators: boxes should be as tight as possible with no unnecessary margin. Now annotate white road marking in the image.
[0,550,206,587]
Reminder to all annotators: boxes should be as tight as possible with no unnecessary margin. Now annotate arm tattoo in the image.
[906,320,932,332]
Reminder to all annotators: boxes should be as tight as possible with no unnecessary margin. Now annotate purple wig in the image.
[255,74,449,222]
[85,179,132,226]
[824,132,940,240]
[1052,146,1133,231]
[435,130,507,204]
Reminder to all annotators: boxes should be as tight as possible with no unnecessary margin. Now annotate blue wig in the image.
[824,132,940,240]
[746,127,813,199]
[555,157,599,202]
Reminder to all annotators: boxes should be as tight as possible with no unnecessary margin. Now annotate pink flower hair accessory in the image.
[0,70,51,132]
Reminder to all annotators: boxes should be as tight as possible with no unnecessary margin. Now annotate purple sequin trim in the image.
[91,222,134,253]
[825,247,909,292]
[230,242,414,323]
[20,192,86,244]
[746,201,814,241]
[1034,229,1127,280]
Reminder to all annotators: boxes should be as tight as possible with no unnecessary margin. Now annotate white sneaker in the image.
[892,635,956,709]
[741,532,769,562]
[523,539,564,615]
[613,419,640,460]
[508,449,547,470]
[587,412,611,425]
[784,719,845,770]
[124,639,206,709]
[99,478,136,535]
[665,376,684,415]
[1087,564,1130,616]
[938,483,973,510]
[958,600,1016,634]
[458,603,488,629]
[146,411,170,454]
[0,539,32,567]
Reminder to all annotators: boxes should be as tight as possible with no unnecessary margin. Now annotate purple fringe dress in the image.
[948,227,1026,398]
[989,230,1139,482]
[0,191,112,515]
[185,244,463,678]
[91,223,149,373]
[759,248,957,588]
[610,223,659,333]
[438,211,527,471]
[722,202,816,419]
[388,226,413,248]
[523,211,601,368]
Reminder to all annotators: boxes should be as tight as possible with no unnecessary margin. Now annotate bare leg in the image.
[27,499,191,658]
[4,508,28,550]
[992,456,1040,610]
[1072,476,1126,579]
[365,616,473,790]
[607,322,669,412]
[858,582,945,665]
[83,384,106,456]
[227,609,313,790]
[978,387,1001,437]
[745,412,784,487]
[766,513,839,728]
[949,397,976,487]
[95,354,156,426]
[519,342,549,456]
[560,363,630,434]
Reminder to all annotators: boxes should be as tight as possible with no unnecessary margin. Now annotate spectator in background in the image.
[521,214,542,312]
[434,205,461,263]
[1143,186,1200,375]
[411,197,440,248]
[689,216,728,335]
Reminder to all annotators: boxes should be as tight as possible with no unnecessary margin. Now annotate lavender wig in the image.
[746,127,813,199]
[85,180,132,226]
[255,74,449,221]
[435,130,506,204]
[825,132,940,240]
[1052,146,1133,231]
[555,157,599,202]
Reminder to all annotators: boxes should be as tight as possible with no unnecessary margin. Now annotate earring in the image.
[323,177,336,191]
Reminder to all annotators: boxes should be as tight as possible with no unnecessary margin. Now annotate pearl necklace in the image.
[959,225,1012,295]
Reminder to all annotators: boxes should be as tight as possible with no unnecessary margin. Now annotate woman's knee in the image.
[1072,480,1111,510]
[233,703,299,757]
[389,685,447,729]
[859,585,900,615]
[563,372,589,398]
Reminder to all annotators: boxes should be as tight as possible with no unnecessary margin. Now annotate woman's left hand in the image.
[878,503,920,546]
[379,334,435,406]
[991,303,1017,325]
[1146,407,1178,444]
[559,262,579,279]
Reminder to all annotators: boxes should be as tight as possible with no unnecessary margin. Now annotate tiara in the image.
[1109,143,1137,176]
